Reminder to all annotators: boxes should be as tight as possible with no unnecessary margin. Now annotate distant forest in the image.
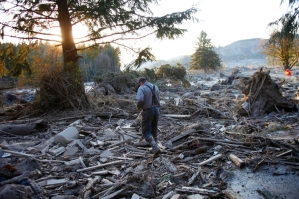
[1,38,283,88]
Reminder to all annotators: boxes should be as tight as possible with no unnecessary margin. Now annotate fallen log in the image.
[76,160,125,172]
[253,159,264,172]
[275,149,292,157]
[0,130,18,137]
[169,139,196,151]
[162,114,191,119]
[108,156,133,161]
[276,140,299,152]
[187,166,202,186]
[182,146,209,156]
[0,117,41,125]
[166,129,200,148]
[191,137,251,146]
[79,176,100,199]
[92,180,127,199]
[90,170,109,176]
[38,178,68,187]
[176,187,216,195]
[100,181,118,197]
[0,169,41,186]
[229,154,245,168]
[2,149,35,157]
[215,142,253,150]
[197,154,223,166]
[0,119,48,135]
[180,154,202,163]
[133,141,150,147]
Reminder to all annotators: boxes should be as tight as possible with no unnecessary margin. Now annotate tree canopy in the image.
[189,31,222,72]
[0,0,198,67]
[77,44,121,82]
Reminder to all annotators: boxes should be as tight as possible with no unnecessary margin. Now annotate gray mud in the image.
[227,165,299,199]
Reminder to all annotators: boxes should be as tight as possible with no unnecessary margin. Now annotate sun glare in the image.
[47,24,88,45]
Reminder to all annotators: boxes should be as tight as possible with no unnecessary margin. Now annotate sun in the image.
[47,24,88,44]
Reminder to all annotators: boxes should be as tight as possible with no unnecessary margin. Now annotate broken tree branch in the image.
[187,166,202,186]
[229,154,245,168]
[76,160,125,172]
[197,154,223,166]
[79,176,101,199]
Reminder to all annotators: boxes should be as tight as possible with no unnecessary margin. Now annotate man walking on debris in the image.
[136,77,161,158]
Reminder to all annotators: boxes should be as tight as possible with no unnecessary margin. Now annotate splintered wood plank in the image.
[162,114,191,119]
[169,129,197,143]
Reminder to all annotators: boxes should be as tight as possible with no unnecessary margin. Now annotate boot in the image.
[146,136,161,158]
[154,136,161,148]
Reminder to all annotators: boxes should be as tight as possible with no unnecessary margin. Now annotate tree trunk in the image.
[38,0,89,109]
[57,0,78,66]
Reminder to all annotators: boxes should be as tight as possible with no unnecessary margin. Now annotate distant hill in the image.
[139,38,267,69]
[138,55,191,70]
[215,38,267,67]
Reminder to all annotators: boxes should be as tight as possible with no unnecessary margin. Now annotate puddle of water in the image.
[122,122,133,128]
[84,82,94,92]
[193,79,218,88]
[227,165,299,199]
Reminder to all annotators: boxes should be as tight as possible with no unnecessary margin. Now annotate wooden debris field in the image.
[0,66,299,199]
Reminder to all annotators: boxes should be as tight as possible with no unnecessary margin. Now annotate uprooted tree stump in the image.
[237,68,297,117]
[38,69,89,110]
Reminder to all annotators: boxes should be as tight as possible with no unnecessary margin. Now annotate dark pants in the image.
[141,106,159,140]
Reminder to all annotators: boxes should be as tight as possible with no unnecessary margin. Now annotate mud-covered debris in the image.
[237,67,298,117]
[0,66,299,198]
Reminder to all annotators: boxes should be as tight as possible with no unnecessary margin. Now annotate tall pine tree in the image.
[190,31,222,72]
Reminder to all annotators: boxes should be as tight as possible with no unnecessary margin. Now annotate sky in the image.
[123,0,291,64]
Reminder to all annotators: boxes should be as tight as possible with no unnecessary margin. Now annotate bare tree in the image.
[263,11,299,70]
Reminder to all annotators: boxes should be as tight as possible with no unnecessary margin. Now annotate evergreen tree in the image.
[93,45,121,76]
[190,31,222,72]
[0,0,198,109]
[78,44,121,82]
[156,62,186,79]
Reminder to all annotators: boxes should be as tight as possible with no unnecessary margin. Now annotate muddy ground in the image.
[0,66,298,199]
